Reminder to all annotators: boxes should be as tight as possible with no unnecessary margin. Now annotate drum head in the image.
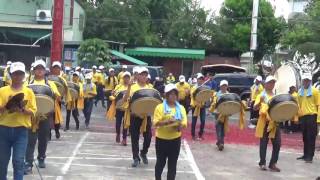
[68,82,80,99]
[69,89,79,99]
[195,89,213,103]
[131,98,162,116]
[35,95,54,115]
[274,64,300,94]
[115,91,126,110]
[217,101,241,116]
[269,102,298,123]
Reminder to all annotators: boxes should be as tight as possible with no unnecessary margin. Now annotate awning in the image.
[0,27,51,39]
[111,50,147,65]
[125,47,205,60]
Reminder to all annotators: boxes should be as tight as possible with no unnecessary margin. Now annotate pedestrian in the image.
[176,75,191,114]
[254,75,281,172]
[249,75,264,128]
[83,73,97,129]
[153,83,187,180]
[297,73,319,163]
[25,60,61,174]
[105,68,118,111]
[0,62,37,180]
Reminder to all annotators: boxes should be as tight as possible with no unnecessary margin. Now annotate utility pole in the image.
[51,0,64,64]
[250,0,259,73]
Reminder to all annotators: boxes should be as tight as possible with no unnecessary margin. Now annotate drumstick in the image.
[198,78,211,88]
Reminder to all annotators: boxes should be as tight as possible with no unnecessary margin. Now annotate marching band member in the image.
[105,68,118,111]
[254,76,281,172]
[118,65,127,85]
[24,60,61,174]
[297,74,319,163]
[132,66,140,83]
[250,76,264,128]
[93,66,106,108]
[176,75,191,113]
[0,62,36,180]
[83,74,97,129]
[65,72,84,130]
[75,66,85,83]
[107,71,131,145]
[153,84,187,180]
[123,67,153,167]
[190,73,207,141]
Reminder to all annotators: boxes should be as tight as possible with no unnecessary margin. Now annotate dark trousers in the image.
[83,98,94,126]
[191,108,206,137]
[259,124,281,166]
[66,109,79,129]
[300,114,318,159]
[250,101,259,120]
[25,118,51,166]
[155,137,181,180]
[130,116,152,160]
[215,117,225,145]
[115,110,128,140]
[179,98,190,114]
[0,126,28,180]
[95,84,105,106]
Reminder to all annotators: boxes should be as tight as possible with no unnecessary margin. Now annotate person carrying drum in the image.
[83,73,97,129]
[190,73,207,141]
[249,75,264,128]
[105,68,118,111]
[117,65,127,85]
[65,72,84,130]
[123,67,154,167]
[153,84,187,180]
[166,73,176,84]
[254,76,281,172]
[107,71,131,145]
[75,66,85,83]
[297,73,319,163]
[24,60,61,174]
[0,62,37,180]
[93,65,106,108]
[176,75,191,114]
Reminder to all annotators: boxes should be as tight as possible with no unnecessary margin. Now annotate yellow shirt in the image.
[105,76,118,90]
[29,79,61,97]
[92,72,104,85]
[0,86,37,128]
[176,82,191,100]
[251,84,264,100]
[118,71,125,85]
[298,87,319,116]
[166,76,175,84]
[130,83,154,97]
[190,85,204,107]
[83,83,97,98]
[113,84,129,109]
[153,103,187,140]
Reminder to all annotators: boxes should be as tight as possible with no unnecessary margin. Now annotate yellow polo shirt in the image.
[298,87,319,116]
[176,82,191,100]
[83,83,97,98]
[105,76,118,91]
[118,71,125,85]
[153,103,187,140]
[0,86,37,128]
[251,84,264,100]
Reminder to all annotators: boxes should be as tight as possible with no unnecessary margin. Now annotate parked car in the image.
[213,73,256,100]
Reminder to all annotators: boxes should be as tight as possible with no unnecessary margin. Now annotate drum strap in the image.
[29,77,49,86]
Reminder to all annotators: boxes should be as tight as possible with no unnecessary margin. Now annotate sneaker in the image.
[56,131,60,139]
[259,164,267,171]
[121,139,127,146]
[296,156,306,160]
[218,144,224,151]
[116,134,120,143]
[24,164,32,175]
[64,127,69,132]
[248,124,256,129]
[269,164,281,172]
[85,124,89,130]
[38,159,46,168]
[304,158,313,163]
[131,159,140,167]
[140,153,148,164]
[197,136,204,141]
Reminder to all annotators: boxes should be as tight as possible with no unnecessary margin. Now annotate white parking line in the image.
[183,140,205,180]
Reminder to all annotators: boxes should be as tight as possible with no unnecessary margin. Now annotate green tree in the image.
[216,0,285,62]
[77,38,111,67]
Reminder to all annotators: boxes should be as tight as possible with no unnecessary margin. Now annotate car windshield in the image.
[214,76,254,86]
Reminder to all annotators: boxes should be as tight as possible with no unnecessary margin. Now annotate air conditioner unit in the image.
[36,10,52,24]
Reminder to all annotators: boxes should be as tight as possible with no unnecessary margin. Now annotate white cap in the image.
[123,71,131,77]
[155,77,160,81]
[138,67,149,74]
[179,75,186,82]
[75,66,81,71]
[99,65,105,70]
[65,67,71,71]
[81,67,84,71]
[265,75,277,83]
[7,61,12,65]
[33,60,46,69]
[255,75,262,82]
[109,68,115,73]
[164,84,178,93]
[52,61,62,68]
[73,71,80,77]
[85,73,92,79]
[220,80,228,86]
[31,63,35,68]
[169,73,173,76]
[301,73,312,80]
[97,70,101,73]
[148,74,151,79]
[133,66,140,74]
[10,62,25,73]
[92,65,97,69]
[122,65,128,69]
[197,73,204,79]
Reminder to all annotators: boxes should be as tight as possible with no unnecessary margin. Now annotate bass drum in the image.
[268,94,298,123]
[48,75,67,96]
[216,93,241,116]
[193,85,214,103]
[115,90,127,110]
[130,89,162,116]
[28,84,55,116]
[274,63,301,94]
[68,82,80,99]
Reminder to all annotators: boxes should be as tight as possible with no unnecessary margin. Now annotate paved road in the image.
[6,105,320,180]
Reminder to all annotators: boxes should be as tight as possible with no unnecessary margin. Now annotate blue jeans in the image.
[83,98,94,126]
[0,126,28,180]
[191,108,206,137]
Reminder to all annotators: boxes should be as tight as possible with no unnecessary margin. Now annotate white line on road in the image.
[47,156,187,161]
[183,139,205,180]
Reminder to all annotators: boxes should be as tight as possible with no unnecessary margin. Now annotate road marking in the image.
[183,139,205,180]
[60,132,89,175]
[47,156,187,161]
